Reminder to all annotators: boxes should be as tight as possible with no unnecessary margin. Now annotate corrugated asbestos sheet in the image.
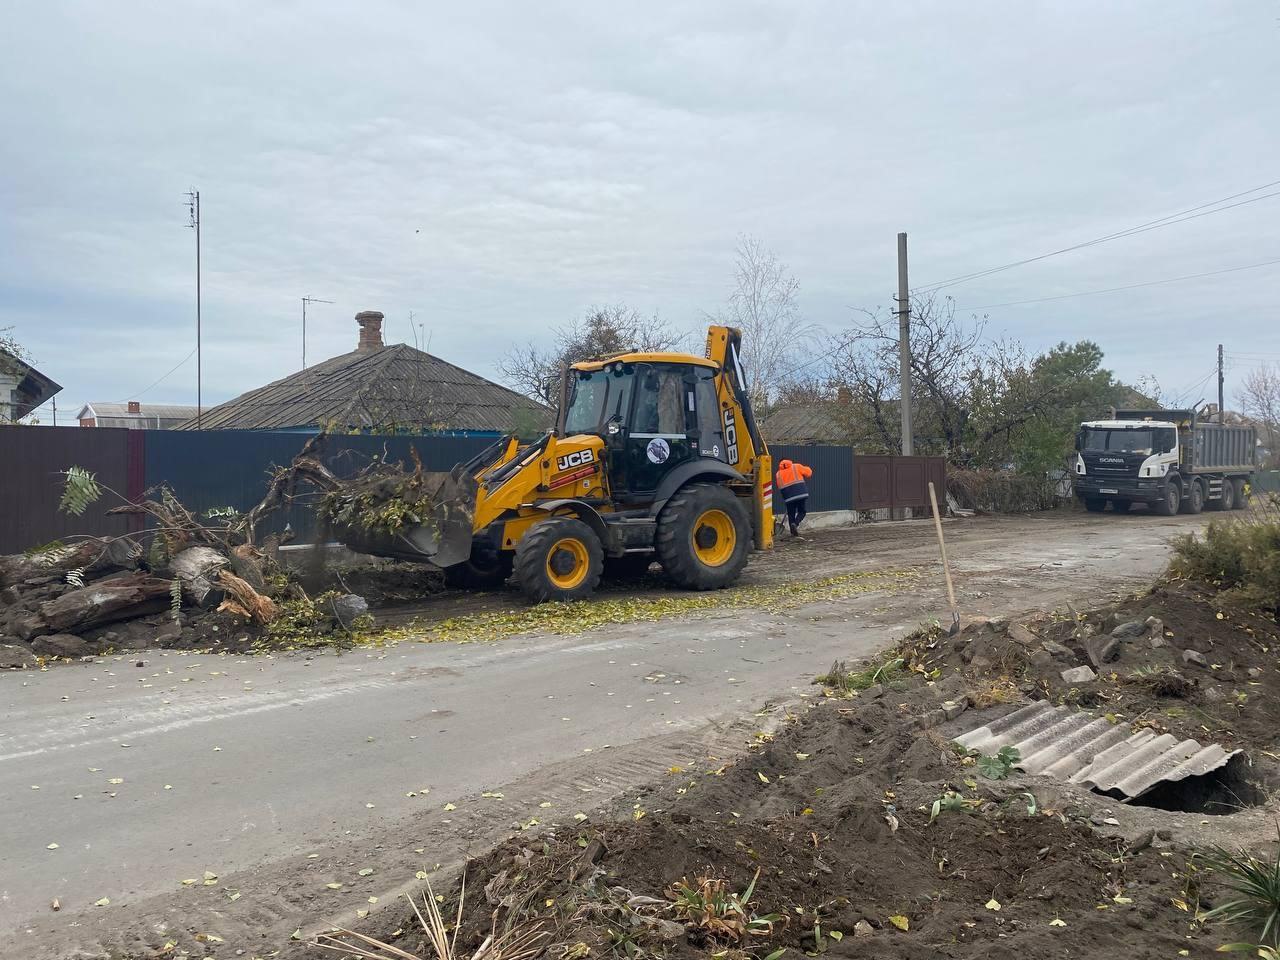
[956,702,1240,800]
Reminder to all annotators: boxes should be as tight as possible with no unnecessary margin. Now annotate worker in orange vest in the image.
[775,458,814,537]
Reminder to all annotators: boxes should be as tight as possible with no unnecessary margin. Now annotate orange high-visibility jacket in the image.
[775,459,813,502]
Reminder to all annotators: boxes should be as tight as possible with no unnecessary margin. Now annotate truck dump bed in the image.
[1190,424,1256,473]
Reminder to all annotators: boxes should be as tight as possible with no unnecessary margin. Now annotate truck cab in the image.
[1073,408,1255,516]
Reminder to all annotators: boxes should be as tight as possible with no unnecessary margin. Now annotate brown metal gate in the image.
[853,455,946,510]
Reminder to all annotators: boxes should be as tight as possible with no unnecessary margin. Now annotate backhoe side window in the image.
[695,372,726,460]
[633,369,685,435]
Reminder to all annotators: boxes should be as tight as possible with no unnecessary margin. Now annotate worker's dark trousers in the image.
[785,497,808,532]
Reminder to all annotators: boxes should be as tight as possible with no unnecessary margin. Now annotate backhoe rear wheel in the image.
[656,483,751,591]
[514,517,603,603]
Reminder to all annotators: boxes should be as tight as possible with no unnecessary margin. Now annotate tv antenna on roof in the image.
[301,296,334,369]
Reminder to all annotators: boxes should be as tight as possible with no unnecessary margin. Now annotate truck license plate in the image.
[1100,488,1118,494]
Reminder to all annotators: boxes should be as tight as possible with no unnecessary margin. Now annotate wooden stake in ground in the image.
[927,481,961,635]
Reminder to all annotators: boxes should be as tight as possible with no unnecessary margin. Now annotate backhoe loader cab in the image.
[401,326,773,603]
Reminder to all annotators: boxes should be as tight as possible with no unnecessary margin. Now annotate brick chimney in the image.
[127,400,141,414]
[356,310,385,351]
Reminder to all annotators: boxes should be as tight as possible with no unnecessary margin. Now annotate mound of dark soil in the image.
[342,685,1204,960]
[905,580,1280,751]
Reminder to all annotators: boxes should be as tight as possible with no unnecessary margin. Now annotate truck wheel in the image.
[1232,478,1249,509]
[602,554,654,581]
[1215,480,1235,511]
[444,549,513,590]
[656,483,751,590]
[514,517,603,603]
[1084,498,1106,513]
[1111,499,1132,513]
[1156,479,1181,516]
[1179,479,1204,515]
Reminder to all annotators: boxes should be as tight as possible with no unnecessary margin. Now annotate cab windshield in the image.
[1082,427,1175,455]
[562,366,635,435]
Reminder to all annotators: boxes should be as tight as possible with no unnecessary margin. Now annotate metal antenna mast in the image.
[185,190,202,427]
[301,297,334,369]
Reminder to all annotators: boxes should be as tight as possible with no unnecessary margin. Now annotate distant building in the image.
[179,309,551,436]
[0,348,62,423]
[76,401,200,429]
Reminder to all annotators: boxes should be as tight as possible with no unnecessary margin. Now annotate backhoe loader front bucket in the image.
[338,464,479,568]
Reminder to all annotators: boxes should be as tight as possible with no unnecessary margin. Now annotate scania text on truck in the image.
[1072,408,1256,516]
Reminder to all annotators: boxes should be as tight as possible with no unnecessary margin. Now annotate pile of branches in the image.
[947,467,1060,514]
[0,437,361,666]
[317,445,443,538]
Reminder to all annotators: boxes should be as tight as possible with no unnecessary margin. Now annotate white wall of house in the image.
[0,370,19,422]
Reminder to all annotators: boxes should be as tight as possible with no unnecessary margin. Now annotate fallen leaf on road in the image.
[416,871,429,880]
[107,778,123,784]
[366,803,375,809]
[359,868,374,876]
[573,813,588,822]
[228,891,241,902]
[795,753,810,760]
[94,898,110,907]
[306,853,318,859]
[357,909,370,919]
[481,791,503,799]
[986,899,1001,911]
[325,882,343,890]
[290,929,301,940]
[51,899,60,911]
[195,933,223,943]
[181,879,198,886]
[539,801,552,808]
[888,915,908,931]
[757,772,770,783]
[1049,918,1066,927]
[164,784,173,790]
[443,803,456,811]
[368,896,378,903]
[46,843,59,850]
[213,746,222,752]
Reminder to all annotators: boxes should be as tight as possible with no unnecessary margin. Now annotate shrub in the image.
[1170,495,1280,616]
[947,468,1059,513]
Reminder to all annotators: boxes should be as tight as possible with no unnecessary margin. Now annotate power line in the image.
[960,257,1280,310]
[122,348,197,402]
[913,178,1280,294]
[1169,367,1219,408]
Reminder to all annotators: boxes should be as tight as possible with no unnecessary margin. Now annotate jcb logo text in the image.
[556,449,595,471]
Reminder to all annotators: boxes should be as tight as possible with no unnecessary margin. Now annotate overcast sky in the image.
[1,1,1277,421]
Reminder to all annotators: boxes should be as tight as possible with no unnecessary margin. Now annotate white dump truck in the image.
[1072,408,1256,515]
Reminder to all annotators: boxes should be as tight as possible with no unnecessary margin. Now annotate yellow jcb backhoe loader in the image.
[344,325,774,603]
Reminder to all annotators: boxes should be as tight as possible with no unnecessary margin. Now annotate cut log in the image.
[0,537,141,589]
[38,574,173,633]
[217,569,279,624]
[229,544,267,594]
[170,546,229,608]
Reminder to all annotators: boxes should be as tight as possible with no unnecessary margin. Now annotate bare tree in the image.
[718,235,818,412]
[1240,363,1280,468]
[499,305,687,405]
[829,294,983,455]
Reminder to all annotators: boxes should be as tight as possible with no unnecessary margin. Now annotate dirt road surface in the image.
[0,510,1211,957]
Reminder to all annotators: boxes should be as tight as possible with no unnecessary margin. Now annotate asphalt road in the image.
[0,510,1212,951]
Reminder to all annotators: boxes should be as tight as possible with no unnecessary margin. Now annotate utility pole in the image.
[185,190,202,428]
[1217,343,1225,422]
[897,232,913,456]
[301,296,334,369]
[51,396,57,426]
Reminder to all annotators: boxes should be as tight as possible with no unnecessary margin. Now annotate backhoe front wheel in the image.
[515,517,603,603]
[656,483,751,591]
